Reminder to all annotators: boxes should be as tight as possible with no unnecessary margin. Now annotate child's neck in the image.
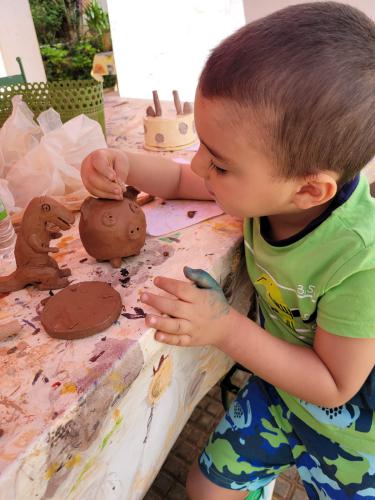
[266,201,332,242]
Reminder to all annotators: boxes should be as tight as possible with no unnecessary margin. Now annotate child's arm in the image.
[214,315,375,408]
[140,268,375,408]
[81,148,212,201]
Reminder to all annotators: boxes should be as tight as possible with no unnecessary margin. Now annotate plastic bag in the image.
[0,179,15,214]
[3,102,107,208]
[0,96,41,176]
[37,107,63,135]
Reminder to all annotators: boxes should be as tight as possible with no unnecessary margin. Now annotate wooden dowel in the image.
[152,90,162,116]
[173,90,183,115]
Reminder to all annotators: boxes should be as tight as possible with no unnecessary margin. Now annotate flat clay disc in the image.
[41,281,122,340]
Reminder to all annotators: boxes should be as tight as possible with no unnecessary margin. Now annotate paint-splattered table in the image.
[0,96,246,499]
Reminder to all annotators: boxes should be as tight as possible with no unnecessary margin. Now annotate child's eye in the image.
[209,160,227,175]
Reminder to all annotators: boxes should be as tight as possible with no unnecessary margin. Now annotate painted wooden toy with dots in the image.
[143,90,198,151]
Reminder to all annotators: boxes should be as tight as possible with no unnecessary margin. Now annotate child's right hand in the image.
[81,148,130,200]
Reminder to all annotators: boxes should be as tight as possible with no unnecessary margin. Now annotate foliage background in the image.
[30,0,115,87]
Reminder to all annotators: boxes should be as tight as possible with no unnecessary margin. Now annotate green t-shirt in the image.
[244,174,375,417]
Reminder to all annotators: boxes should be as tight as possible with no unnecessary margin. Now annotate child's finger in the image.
[183,267,222,291]
[89,172,123,197]
[153,276,196,302]
[91,152,116,181]
[146,314,191,335]
[154,331,192,346]
[140,292,189,319]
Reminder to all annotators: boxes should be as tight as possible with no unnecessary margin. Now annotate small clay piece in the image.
[41,281,122,340]
[146,106,156,117]
[79,186,147,268]
[0,197,75,293]
[152,90,162,116]
[173,90,183,115]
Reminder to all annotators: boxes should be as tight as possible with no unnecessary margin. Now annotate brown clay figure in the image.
[41,281,122,340]
[79,186,147,268]
[0,197,75,293]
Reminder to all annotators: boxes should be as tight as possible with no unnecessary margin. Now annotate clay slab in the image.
[41,281,123,340]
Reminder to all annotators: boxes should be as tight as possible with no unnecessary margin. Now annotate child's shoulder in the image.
[332,175,375,249]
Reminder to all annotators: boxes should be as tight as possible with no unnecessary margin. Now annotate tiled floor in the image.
[145,375,308,500]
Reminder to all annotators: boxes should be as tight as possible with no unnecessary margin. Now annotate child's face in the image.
[191,91,300,218]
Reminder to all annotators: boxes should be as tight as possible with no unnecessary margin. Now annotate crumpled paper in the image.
[0,95,107,210]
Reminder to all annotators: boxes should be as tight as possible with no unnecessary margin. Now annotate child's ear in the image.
[293,172,338,210]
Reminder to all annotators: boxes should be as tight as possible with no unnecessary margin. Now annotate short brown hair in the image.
[199,2,375,184]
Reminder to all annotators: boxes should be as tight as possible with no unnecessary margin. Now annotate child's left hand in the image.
[140,266,234,347]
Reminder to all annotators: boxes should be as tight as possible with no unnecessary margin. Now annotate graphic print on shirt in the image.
[245,238,318,342]
[255,274,300,331]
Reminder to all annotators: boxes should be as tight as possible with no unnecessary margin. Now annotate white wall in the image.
[243,0,375,23]
[108,0,245,100]
[0,50,6,78]
[0,0,46,82]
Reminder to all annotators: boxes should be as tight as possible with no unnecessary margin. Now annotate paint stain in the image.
[79,258,88,263]
[148,355,173,405]
[22,319,37,330]
[119,267,131,287]
[58,236,74,247]
[89,350,105,362]
[32,369,43,385]
[6,346,17,355]
[65,454,81,468]
[32,328,41,336]
[60,383,77,395]
[187,210,197,218]
[100,414,123,450]
[45,462,59,479]
[121,306,146,319]
[159,232,181,244]
[51,381,61,389]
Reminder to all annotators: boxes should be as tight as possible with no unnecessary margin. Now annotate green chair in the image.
[0,57,26,86]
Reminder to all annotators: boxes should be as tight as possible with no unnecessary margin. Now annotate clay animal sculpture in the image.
[79,186,146,268]
[0,197,75,293]
[41,281,122,340]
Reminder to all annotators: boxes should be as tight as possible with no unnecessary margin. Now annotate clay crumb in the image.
[89,351,105,363]
[187,210,197,218]
[32,369,43,385]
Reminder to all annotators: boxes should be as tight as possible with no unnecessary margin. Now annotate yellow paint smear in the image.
[211,219,242,233]
[148,356,173,406]
[45,462,59,480]
[60,383,77,395]
[58,236,74,247]
[65,454,81,469]
[108,372,125,393]
[70,456,96,493]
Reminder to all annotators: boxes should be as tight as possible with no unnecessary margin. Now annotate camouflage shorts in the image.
[199,376,375,498]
